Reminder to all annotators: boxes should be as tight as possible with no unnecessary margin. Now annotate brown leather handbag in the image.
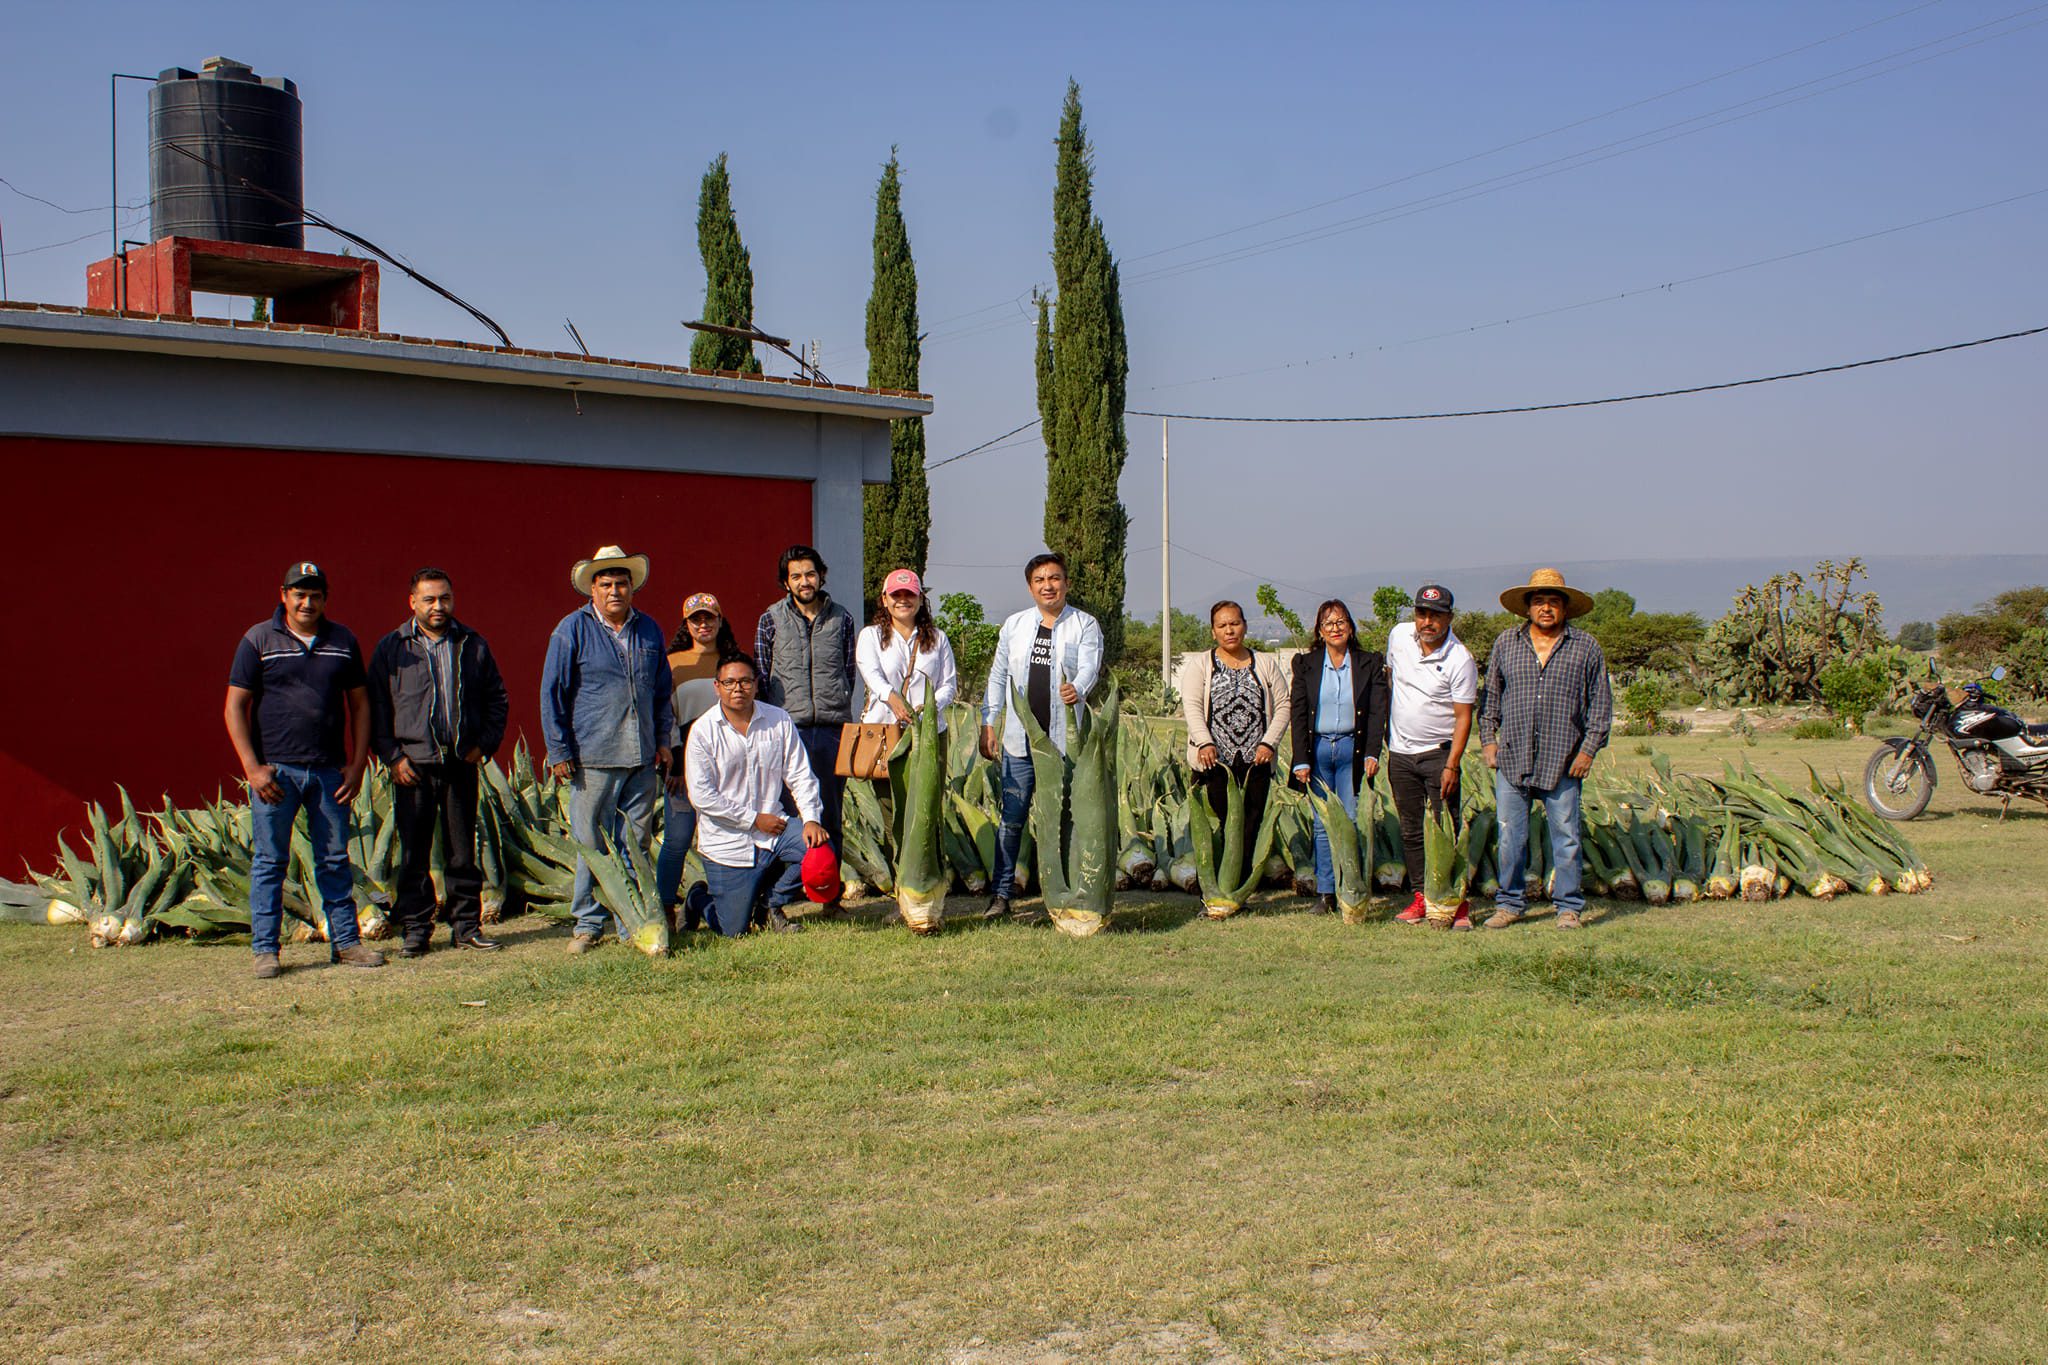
[835,721,900,780]
[835,636,912,779]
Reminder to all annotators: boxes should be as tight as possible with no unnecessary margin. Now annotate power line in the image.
[925,417,1043,471]
[1,209,148,260]
[1128,324,2048,423]
[1143,185,2048,392]
[0,176,146,216]
[1165,541,1328,600]
[1125,0,1952,270]
[931,323,2046,466]
[881,2,1957,365]
[1128,8,2048,288]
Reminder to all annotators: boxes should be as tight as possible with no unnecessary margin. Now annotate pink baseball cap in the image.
[800,845,842,903]
[882,569,922,597]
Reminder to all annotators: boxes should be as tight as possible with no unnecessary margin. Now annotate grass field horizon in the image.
[5,732,2045,1362]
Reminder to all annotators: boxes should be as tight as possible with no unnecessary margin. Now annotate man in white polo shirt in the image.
[1386,583,1478,929]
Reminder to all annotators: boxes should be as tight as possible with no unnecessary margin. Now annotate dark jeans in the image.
[992,751,1035,900]
[393,759,482,945]
[685,824,807,937]
[1193,758,1272,841]
[793,723,845,849]
[1388,745,1459,895]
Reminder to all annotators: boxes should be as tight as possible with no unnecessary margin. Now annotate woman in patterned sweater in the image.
[1178,600,1292,845]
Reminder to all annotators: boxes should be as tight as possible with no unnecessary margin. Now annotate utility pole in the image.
[1160,417,1171,697]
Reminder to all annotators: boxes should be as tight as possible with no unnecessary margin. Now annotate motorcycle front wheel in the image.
[1864,745,1933,821]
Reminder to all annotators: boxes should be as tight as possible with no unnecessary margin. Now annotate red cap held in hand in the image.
[800,844,842,903]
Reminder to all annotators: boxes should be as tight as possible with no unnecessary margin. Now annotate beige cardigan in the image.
[1179,648,1291,767]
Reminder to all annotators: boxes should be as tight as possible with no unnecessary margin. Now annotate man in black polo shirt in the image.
[225,561,386,978]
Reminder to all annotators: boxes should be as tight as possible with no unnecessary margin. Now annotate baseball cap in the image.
[682,592,722,618]
[282,560,328,591]
[1414,584,1454,614]
[882,568,923,597]
[800,844,842,903]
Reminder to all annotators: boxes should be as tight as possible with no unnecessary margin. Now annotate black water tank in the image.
[149,57,303,248]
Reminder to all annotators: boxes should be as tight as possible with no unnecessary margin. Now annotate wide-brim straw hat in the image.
[1499,567,1594,619]
[570,545,650,595]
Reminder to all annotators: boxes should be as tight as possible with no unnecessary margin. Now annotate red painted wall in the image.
[0,437,811,876]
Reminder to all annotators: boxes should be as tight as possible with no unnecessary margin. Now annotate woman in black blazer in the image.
[1289,600,1390,912]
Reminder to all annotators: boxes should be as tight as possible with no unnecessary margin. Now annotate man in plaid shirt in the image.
[1480,568,1612,930]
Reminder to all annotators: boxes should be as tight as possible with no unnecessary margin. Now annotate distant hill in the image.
[1230,555,2048,634]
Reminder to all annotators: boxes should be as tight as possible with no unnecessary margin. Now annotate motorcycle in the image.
[1864,665,2048,820]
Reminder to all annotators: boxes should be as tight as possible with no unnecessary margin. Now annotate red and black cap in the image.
[1414,584,1454,614]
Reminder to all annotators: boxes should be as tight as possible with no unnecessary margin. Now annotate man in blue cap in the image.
[1384,583,1478,929]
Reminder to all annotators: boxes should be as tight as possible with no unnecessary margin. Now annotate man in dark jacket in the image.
[368,567,511,955]
[754,544,856,853]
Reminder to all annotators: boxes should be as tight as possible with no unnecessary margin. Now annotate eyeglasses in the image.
[714,677,758,690]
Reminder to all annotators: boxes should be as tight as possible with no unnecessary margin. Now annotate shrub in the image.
[1791,717,1844,740]
[1622,674,1671,731]
[1817,656,1889,734]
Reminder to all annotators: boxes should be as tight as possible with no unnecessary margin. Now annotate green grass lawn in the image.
[5,732,2046,1362]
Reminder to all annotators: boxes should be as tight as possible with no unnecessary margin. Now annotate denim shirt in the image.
[1316,653,1352,735]
[540,605,675,770]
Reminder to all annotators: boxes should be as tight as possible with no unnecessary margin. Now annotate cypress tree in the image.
[690,153,763,374]
[862,150,929,610]
[1038,81,1130,666]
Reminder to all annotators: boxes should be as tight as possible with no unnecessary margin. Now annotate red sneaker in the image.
[1395,892,1427,924]
[1451,900,1473,931]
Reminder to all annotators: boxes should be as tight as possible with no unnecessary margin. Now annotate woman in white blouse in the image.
[856,568,959,731]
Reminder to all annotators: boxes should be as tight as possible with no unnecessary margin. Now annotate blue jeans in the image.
[653,790,700,911]
[991,751,1036,899]
[569,764,661,938]
[686,824,807,937]
[1306,733,1356,896]
[1493,772,1585,915]
[248,763,360,956]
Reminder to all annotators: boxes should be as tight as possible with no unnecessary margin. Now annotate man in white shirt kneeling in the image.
[684,652,831,936]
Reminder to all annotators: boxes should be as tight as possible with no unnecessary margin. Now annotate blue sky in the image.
[4,1,2043,615]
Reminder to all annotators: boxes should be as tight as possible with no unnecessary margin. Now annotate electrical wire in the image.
[1128,8,2048,288]
[0,175,146,216]
[154,138,513,347]
[1,209,149,260]
[926,417,1045,471]
[884,1,1966,362]
[1125,0,1952,269]
[930,323,2045,468]
[1128,325,2048,423]
[1143,185,2048,392]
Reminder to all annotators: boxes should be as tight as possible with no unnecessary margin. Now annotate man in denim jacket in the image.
[541,545,674,952]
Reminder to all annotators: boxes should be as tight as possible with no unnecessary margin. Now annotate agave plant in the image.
[1303,781,1373,923]
[1420,804,1468,929]
[887,702,949,934]
[1017,681,1122,938]
[1187,769,1281,919]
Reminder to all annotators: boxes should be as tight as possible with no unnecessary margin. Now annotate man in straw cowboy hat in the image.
[1480,568,1612,931]
[541,545,674,952]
